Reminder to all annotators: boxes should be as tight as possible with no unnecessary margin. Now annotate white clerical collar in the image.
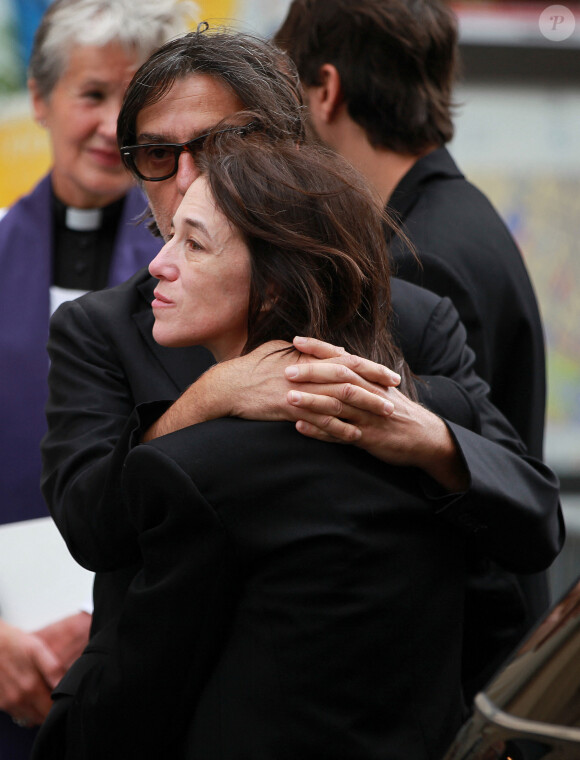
[65,206,103,231]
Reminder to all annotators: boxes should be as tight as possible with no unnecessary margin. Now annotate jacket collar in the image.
[388,146,464,221]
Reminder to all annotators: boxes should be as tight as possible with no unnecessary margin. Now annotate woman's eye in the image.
[82,90,105,102]
[186,239,203,251]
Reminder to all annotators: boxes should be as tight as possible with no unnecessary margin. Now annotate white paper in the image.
[0,517,94,630]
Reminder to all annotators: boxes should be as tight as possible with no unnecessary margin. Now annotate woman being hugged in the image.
[45,125,466,760]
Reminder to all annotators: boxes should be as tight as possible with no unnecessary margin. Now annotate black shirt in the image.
[52,192,126,291]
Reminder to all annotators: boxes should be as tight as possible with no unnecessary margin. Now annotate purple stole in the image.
[0,174,161,524]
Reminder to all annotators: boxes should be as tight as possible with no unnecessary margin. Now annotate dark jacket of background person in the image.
[389,147,546,461]
[273,0,553,700]
[388,147,549,695]
[0,174,159,525]
[44,417,467,760]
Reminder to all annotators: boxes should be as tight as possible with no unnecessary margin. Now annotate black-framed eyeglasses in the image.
[121,125,254,182]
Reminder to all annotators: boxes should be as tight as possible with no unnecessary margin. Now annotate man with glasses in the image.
[34,27,562,757]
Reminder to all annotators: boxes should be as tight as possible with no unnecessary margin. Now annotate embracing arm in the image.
[142,339,403,441]
[280,305,563,572]
[145,335,468,492]
[142,304,561,571]
[44,285,561,575]
[142,341,300,440]
[43,297,392,571]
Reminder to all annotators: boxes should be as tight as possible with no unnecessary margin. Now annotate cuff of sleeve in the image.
[419,421,484,535]
[128,400,174,450]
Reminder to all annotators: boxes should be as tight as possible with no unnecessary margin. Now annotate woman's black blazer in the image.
[67,417,466,760]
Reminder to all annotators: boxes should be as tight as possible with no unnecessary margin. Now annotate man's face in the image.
[135,73,245,238]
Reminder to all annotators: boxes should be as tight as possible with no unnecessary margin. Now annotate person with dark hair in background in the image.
[274,0,550,699]
[0,1,195,755]
[35,28,561,753]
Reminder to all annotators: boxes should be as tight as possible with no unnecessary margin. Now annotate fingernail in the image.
[293,336,307,345]
[390,372,401,383]
[384,401,394,414]
[285,366,299,379]
[288,391,302,404]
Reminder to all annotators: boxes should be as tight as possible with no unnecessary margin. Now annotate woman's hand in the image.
[35,611,91,671]
[0,619,65,726]
[286,337,469,493]
[144,338,400,440]
[144,335,468,494]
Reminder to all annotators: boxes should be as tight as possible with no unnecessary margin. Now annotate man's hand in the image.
[0,619,65,726]
[35,611,91,671]
[143,341,297,440]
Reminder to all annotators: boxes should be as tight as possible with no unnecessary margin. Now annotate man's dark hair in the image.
[274,0,458,154]
[117,24,306,149]
[195,120,415,399]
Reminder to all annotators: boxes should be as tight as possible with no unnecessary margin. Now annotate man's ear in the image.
[310,63,344,123]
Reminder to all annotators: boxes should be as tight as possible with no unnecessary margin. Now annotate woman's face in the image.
[148,176,252,362]
[29,42,140,208]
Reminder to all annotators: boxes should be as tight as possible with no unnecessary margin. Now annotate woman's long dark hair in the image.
[197,118,416,398]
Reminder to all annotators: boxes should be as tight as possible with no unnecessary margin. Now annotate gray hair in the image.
[28,0,199,99]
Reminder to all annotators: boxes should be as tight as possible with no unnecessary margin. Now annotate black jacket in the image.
[59,419,467,760]
[34,269,561,759]
[389,148,551,694]
[389,146,546,460]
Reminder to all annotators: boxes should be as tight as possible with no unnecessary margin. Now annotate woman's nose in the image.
[149,242,178,281]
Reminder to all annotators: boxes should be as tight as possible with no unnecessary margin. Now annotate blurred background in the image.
[0,0,578,598]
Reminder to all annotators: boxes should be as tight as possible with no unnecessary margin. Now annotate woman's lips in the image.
[152,290,174,309]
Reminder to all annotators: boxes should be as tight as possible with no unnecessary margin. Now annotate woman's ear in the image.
[260,281,279,312]
[28,78,49,127]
